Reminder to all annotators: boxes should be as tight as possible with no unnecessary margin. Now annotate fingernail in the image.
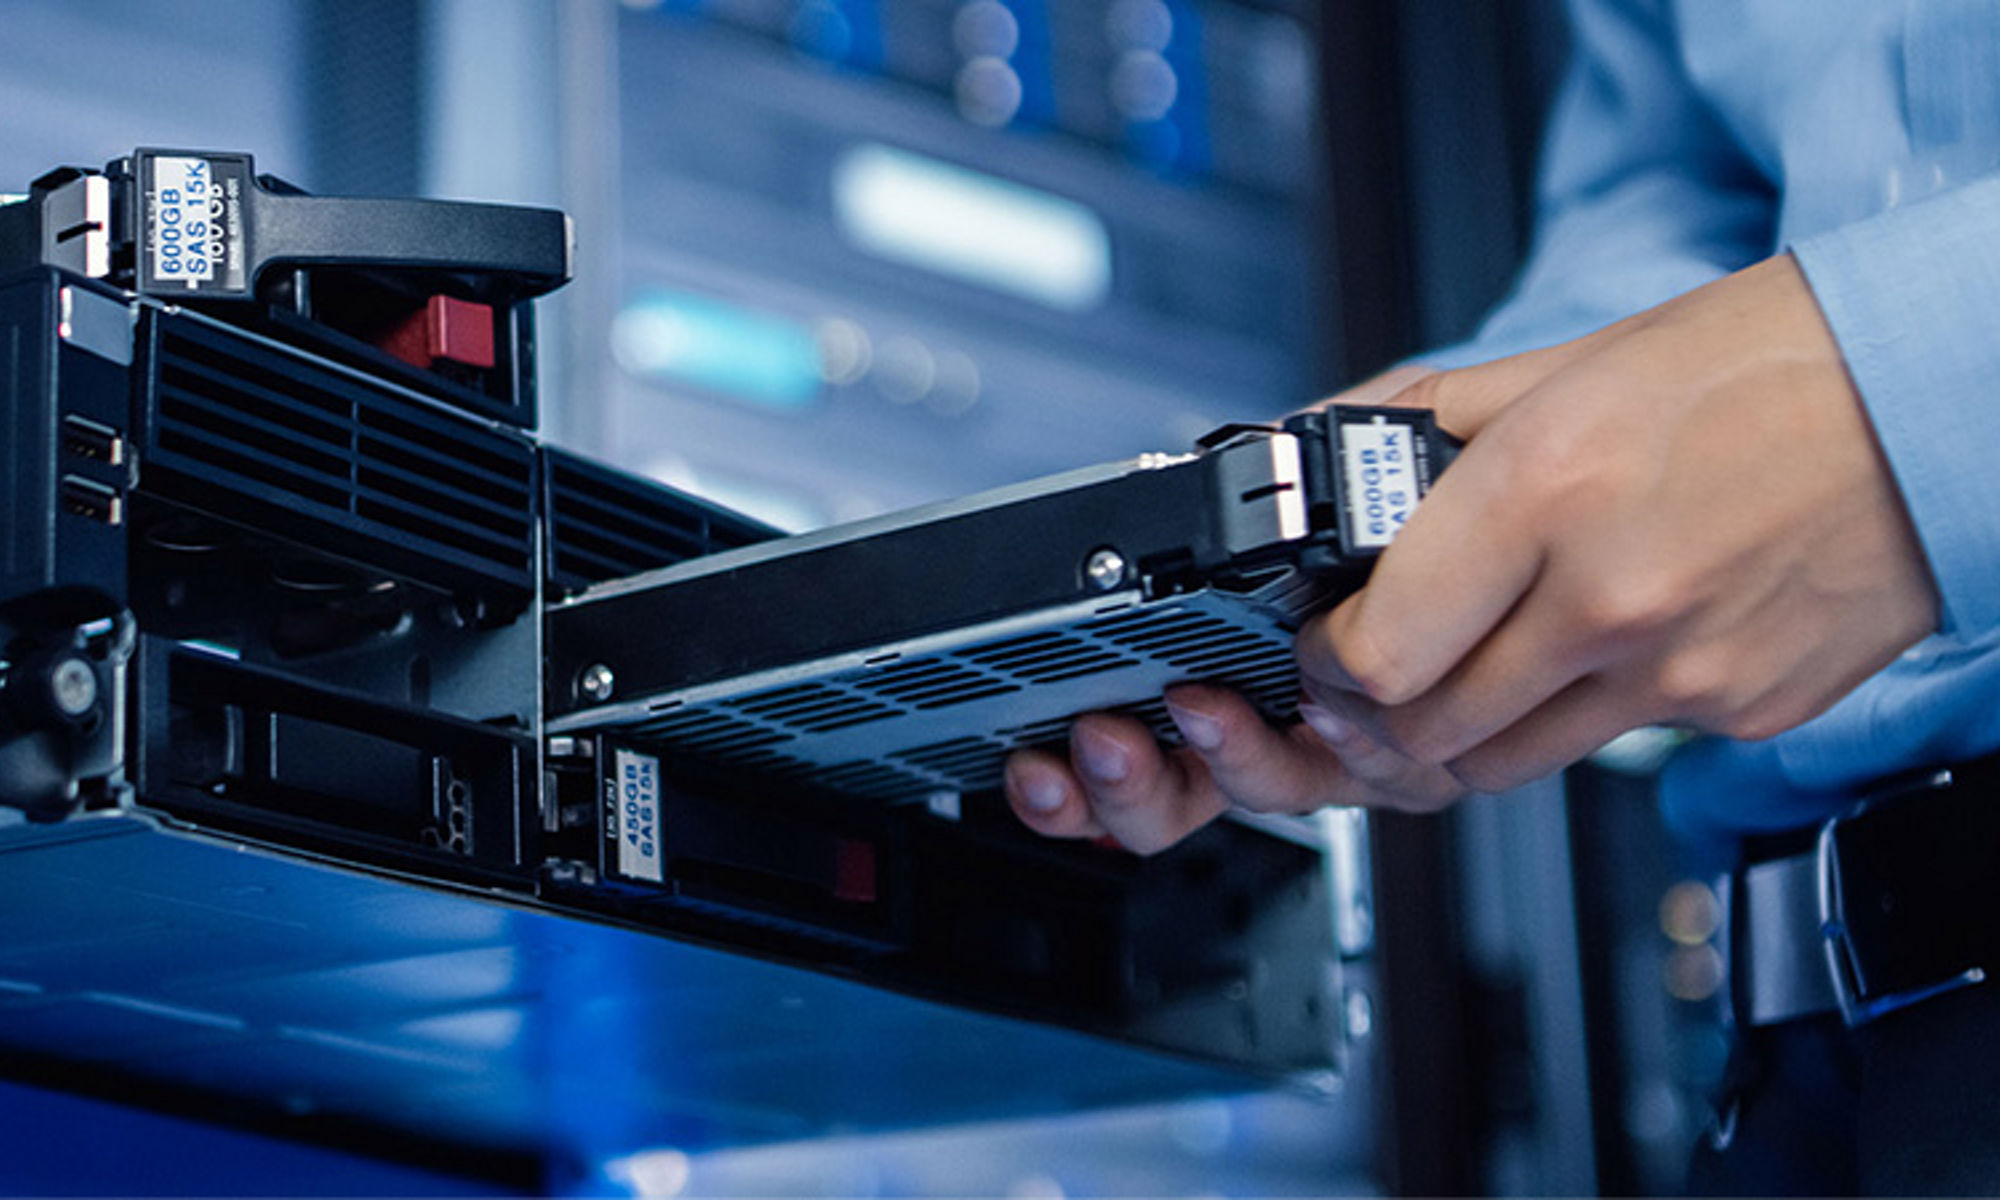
[1073,726,1130,784]
[1299,702,1355,747]
[1167,701,1224,752]
[1016,771,1068,813]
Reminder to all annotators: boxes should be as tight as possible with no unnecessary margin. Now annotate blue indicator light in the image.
[612,290,824,412]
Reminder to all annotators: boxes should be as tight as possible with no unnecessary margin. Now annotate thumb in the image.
[1323,333,1604,442]
[1306,363,1440,409]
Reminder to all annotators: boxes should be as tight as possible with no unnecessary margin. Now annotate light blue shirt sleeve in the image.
[1410,0,2000,841]
[1421,0,1776,370]
[1791,177,2000,640]
[1436,0,2000,642]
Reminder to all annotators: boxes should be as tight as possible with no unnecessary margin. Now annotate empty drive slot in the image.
[266,714,434,832]
[60,475,123,526]
[61,414,126,465]
[150,644,527,868]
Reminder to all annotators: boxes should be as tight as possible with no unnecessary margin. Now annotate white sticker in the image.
[151,157,217,285]
[1341,419,1419,550]
[611,748,664,883]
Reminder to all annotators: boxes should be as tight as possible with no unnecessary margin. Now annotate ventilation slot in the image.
[814,760,934,799]
[853,658,1019,710]
[893,736,1009,780]
[1228,662,1301,709]
[996,716,1077,748]
[624,708,795,757]
[1086,608,1291,674]
[956,632,1136,684]
[1087,608,1230,652]
[544,450,777,591]
[1160,639,1285,676]
[596,595,1313,806]
[145,313,535,596]
[724,682,901,734]
[728,746,810,771]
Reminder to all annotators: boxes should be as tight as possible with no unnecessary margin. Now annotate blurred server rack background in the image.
[0,0,1731,1195]
[571,0,1331,528]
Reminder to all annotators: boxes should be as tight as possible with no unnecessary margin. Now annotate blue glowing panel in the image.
[0,1077,507,1197]
[0,815,1262,1186]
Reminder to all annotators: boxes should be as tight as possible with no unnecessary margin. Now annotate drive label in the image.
[1341,418,1418,550]
[151,157,214,283]
[141,153,249,294]
[610,748,664,883]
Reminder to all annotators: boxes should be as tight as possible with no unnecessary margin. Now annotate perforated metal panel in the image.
[142,309,537,596]
[603,588,1307,802]
[543,447,776,595]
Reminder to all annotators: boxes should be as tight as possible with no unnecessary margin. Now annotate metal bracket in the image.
[1211,433,1308,555]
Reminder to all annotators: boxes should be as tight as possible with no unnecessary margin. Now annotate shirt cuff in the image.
[1791,175,2000,639]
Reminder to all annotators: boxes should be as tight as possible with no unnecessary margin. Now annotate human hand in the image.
[1000,362,1530,853]
[1305,253,1938,792]
[1006,254,1940,853]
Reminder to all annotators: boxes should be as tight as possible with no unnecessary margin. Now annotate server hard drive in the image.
[547,407,1453,806]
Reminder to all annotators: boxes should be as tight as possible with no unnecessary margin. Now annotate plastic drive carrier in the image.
[547,406,1454,807]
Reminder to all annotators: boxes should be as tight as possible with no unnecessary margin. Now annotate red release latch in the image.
[377,295,497,371]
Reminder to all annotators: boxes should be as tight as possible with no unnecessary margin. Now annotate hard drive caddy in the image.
[548,407,1454,807]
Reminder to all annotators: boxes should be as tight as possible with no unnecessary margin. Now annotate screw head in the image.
[50,657,98,718]
[578,663,616,704]
[1084,547,1128,592]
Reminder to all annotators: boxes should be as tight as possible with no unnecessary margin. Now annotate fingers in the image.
[1004,712,1230,856]
[1391,333,1604,438]
[1300,494,1543,711]
[1307,363,1438,409]
[1003,683,1473,855]
[1161,685,1350,814]
[1003,747,1106,840]
[1298,330,1623,710]
[1293,695,1467,812]
[1004,336,1639,850]
[1005,677,1499,851]
[1442,674,1638,794]
[1066,714,1230,854]
[1304,360,1631,711]
[1332,558,1613,764]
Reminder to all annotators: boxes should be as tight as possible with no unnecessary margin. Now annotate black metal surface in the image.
[538,743,1345,1076]
[1369,810,1479,1196]
[547,460,1211,715]
[133,638,534,887]
[543,447,779,597]
[0,271,131,605]
[137,305,539,605]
